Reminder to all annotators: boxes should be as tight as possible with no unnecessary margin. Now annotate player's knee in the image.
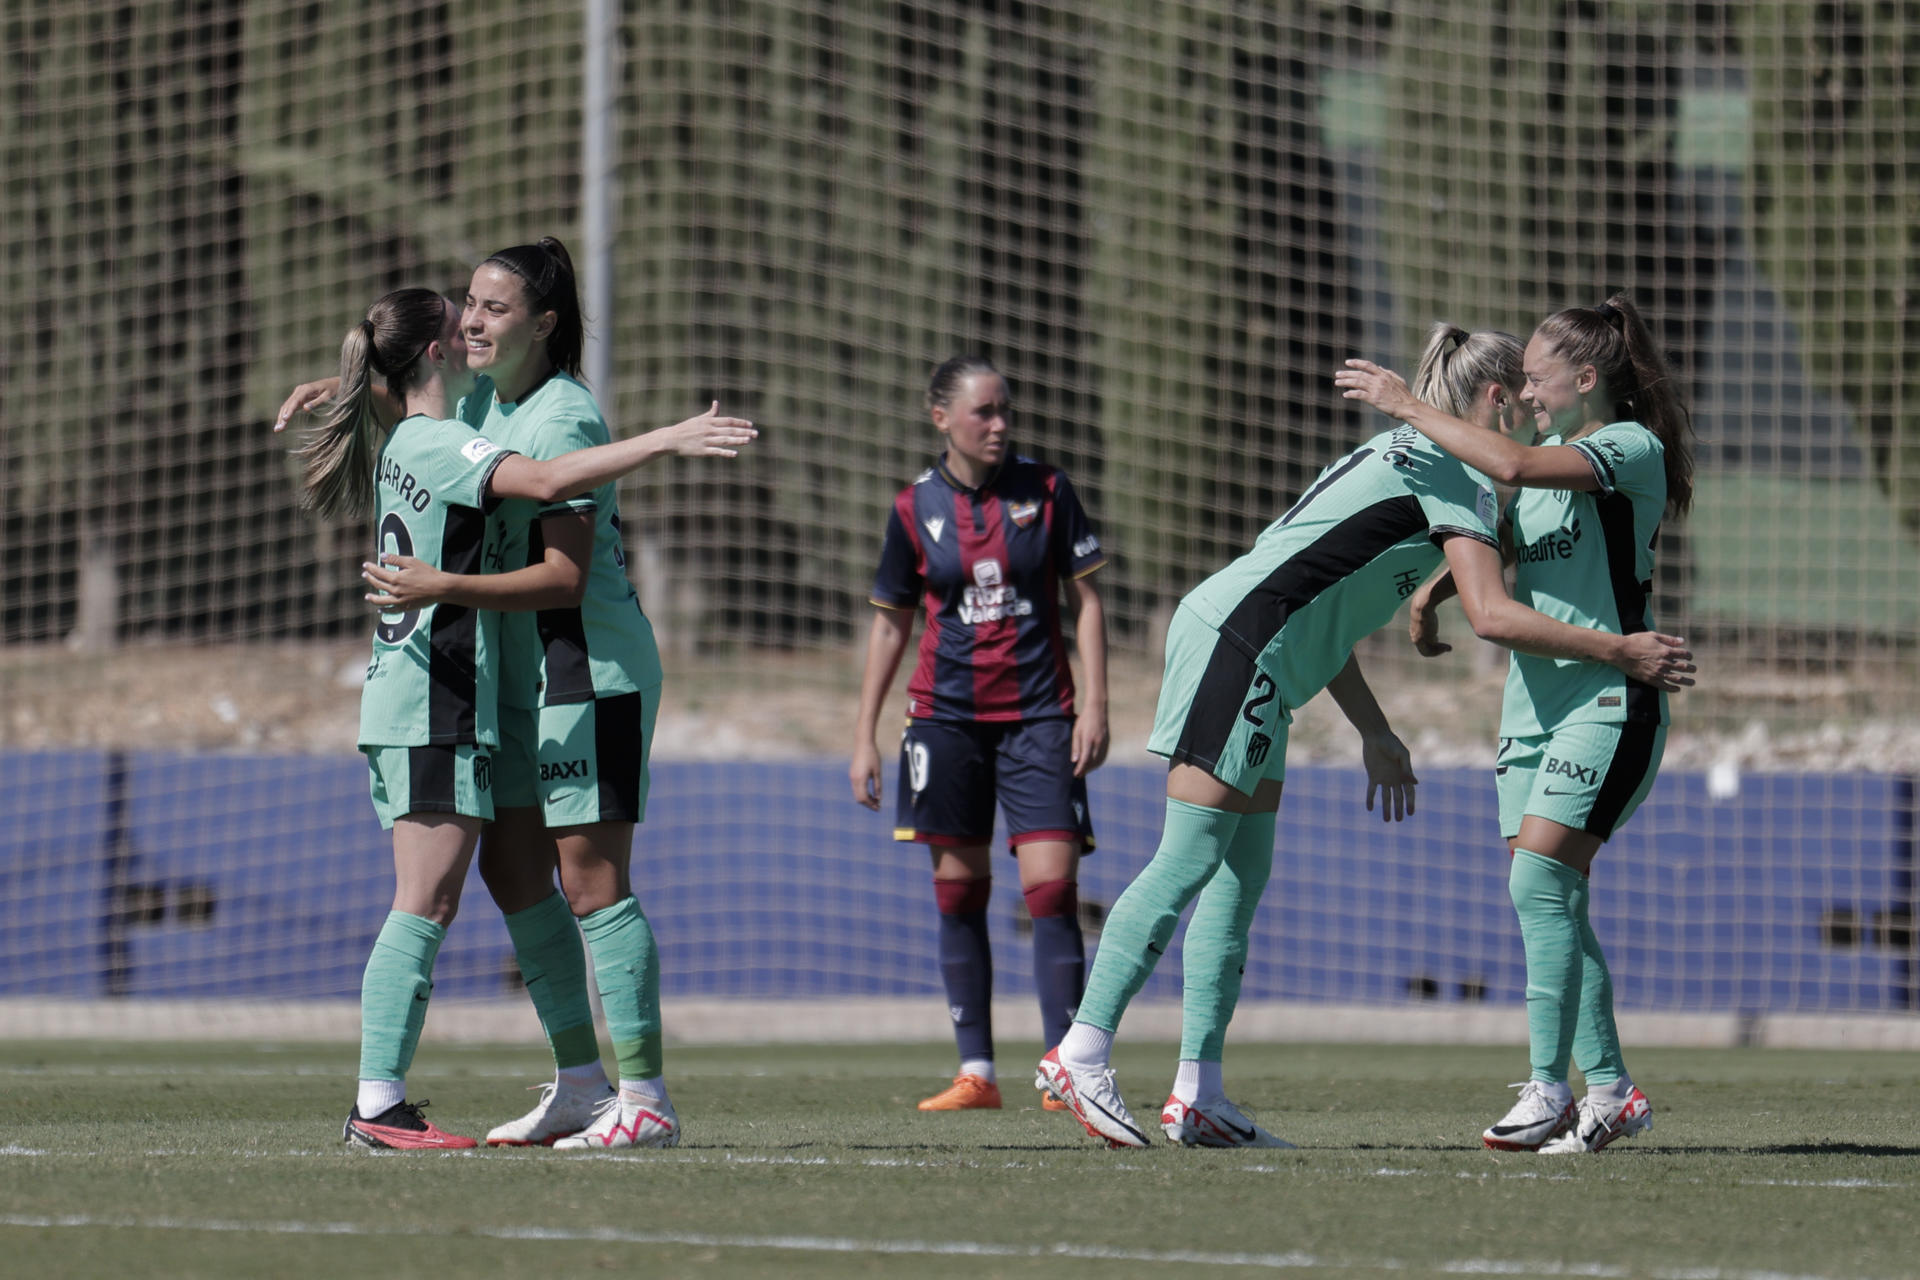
[1022,878,1077,919]
[933,877,993,916]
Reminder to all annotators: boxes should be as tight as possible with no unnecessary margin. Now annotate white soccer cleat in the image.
[1160,1095,1297,1149]
[553,1089,681,1150]
[1481,1080,1576,1151]
[1035,1047,1150,1149]
[1541,1085,1653,1154]
[485,1080,616,1147]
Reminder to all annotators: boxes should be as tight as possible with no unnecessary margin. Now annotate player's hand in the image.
[1070,705,1110,777]
[1408,587,1451,657]
[1360,731,1417,823]
[275,378,339,432]
[1613,631,1695,692]
[362,554,451,610]
[1333,359,1420,421]
[850,741,884,811]
[647,402,758,458]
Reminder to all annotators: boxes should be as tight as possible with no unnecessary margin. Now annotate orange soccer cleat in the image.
[917,1073,1003,1111]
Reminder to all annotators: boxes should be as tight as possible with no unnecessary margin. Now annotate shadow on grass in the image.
[1354,1140,1920,1158]
[1717,1142,1920,1158]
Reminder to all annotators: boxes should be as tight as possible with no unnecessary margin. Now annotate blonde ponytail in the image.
[294,288,447,522]
[1409,321,1523,419]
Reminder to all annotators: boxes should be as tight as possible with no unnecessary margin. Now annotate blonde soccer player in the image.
[1338,294,1696,1153]
[1039,322,1691,1149]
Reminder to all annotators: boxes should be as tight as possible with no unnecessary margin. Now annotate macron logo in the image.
[925,516,946,543]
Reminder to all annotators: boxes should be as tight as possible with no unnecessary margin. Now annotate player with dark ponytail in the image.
[300,286,751,1150]
[283,237,741,1150]
[1338,292,1697,1155]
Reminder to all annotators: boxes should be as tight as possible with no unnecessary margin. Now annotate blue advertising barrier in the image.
[0,751,1912,1012]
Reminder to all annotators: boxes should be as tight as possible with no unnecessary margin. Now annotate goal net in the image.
[3,2,1916,1040]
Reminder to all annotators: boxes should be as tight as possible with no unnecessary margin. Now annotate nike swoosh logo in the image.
[1489,1121,1547,1136]
[1216,1117,1256,1142]
[1541,787,1581,796]
[1146,941,1163,955]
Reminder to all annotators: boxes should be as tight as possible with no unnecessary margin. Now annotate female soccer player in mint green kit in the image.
[1039,323,1694,1149]
[296,286,753,1150]
[353,239,717,1151]
[1338,293,1696,1155]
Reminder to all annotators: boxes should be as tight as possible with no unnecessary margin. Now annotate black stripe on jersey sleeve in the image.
[1595,490,1662,722]
[477,448,516,516]
[1572,440,1617,495]
[1427,524,1498,549]
[427,505,489,743]
[1217,496,1428,656]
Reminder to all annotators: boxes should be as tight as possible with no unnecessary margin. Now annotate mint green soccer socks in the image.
[503,892,602,1072]
[1570,872,1628,1088]
[1509,849,1584,1083]
[1073,798,1239,1037]
[1178,808,1276,1062]
[580,896,664,1084]
[358,910,445,1084]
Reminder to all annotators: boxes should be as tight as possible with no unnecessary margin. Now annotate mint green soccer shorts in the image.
[492,687,659,828]
[363,743,494,830]
[1147,604,1289,796]
[1496,720,1666,841]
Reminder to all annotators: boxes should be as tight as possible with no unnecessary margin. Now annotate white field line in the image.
[8,998,1920,1051]
[0,1213,1874,1279]
[0,1145,1907,1191]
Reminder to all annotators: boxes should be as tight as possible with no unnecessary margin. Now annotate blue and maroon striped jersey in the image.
[870,455,1105,723]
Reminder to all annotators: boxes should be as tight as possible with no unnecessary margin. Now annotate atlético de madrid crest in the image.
[1008,499,1039,528]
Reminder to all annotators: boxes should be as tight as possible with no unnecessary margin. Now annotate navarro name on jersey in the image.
[378,454,434,513]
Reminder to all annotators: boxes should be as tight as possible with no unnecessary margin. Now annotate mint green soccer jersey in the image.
[1180,425,1500,715]
[1500,421,1669,735]
[358,415,515,748]
[461,372,663,709]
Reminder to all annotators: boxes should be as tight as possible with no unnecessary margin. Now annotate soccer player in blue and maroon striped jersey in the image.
[851,356,1109,1113]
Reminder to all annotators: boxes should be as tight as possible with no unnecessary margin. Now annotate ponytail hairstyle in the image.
[925,354,1003,415]
[480,236,584,379]
[297,287,447,522]
[1532,292,1695,517]
[1409,321,1524,420]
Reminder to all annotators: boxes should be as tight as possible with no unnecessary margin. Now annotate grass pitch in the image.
[3,1039,1916,1279]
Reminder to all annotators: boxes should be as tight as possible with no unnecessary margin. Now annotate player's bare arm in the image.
[850,606,914,810]
[1068,574,1110,777]
[1440,535,1694,691]
[1324,652,1416,823]
[1336,359,1599,490]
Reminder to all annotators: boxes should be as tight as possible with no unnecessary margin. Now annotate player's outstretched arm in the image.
[488,403,755,504]
[1441,535,1695,690]
[1334,359,1597,491]
[1325,652,1416,823]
